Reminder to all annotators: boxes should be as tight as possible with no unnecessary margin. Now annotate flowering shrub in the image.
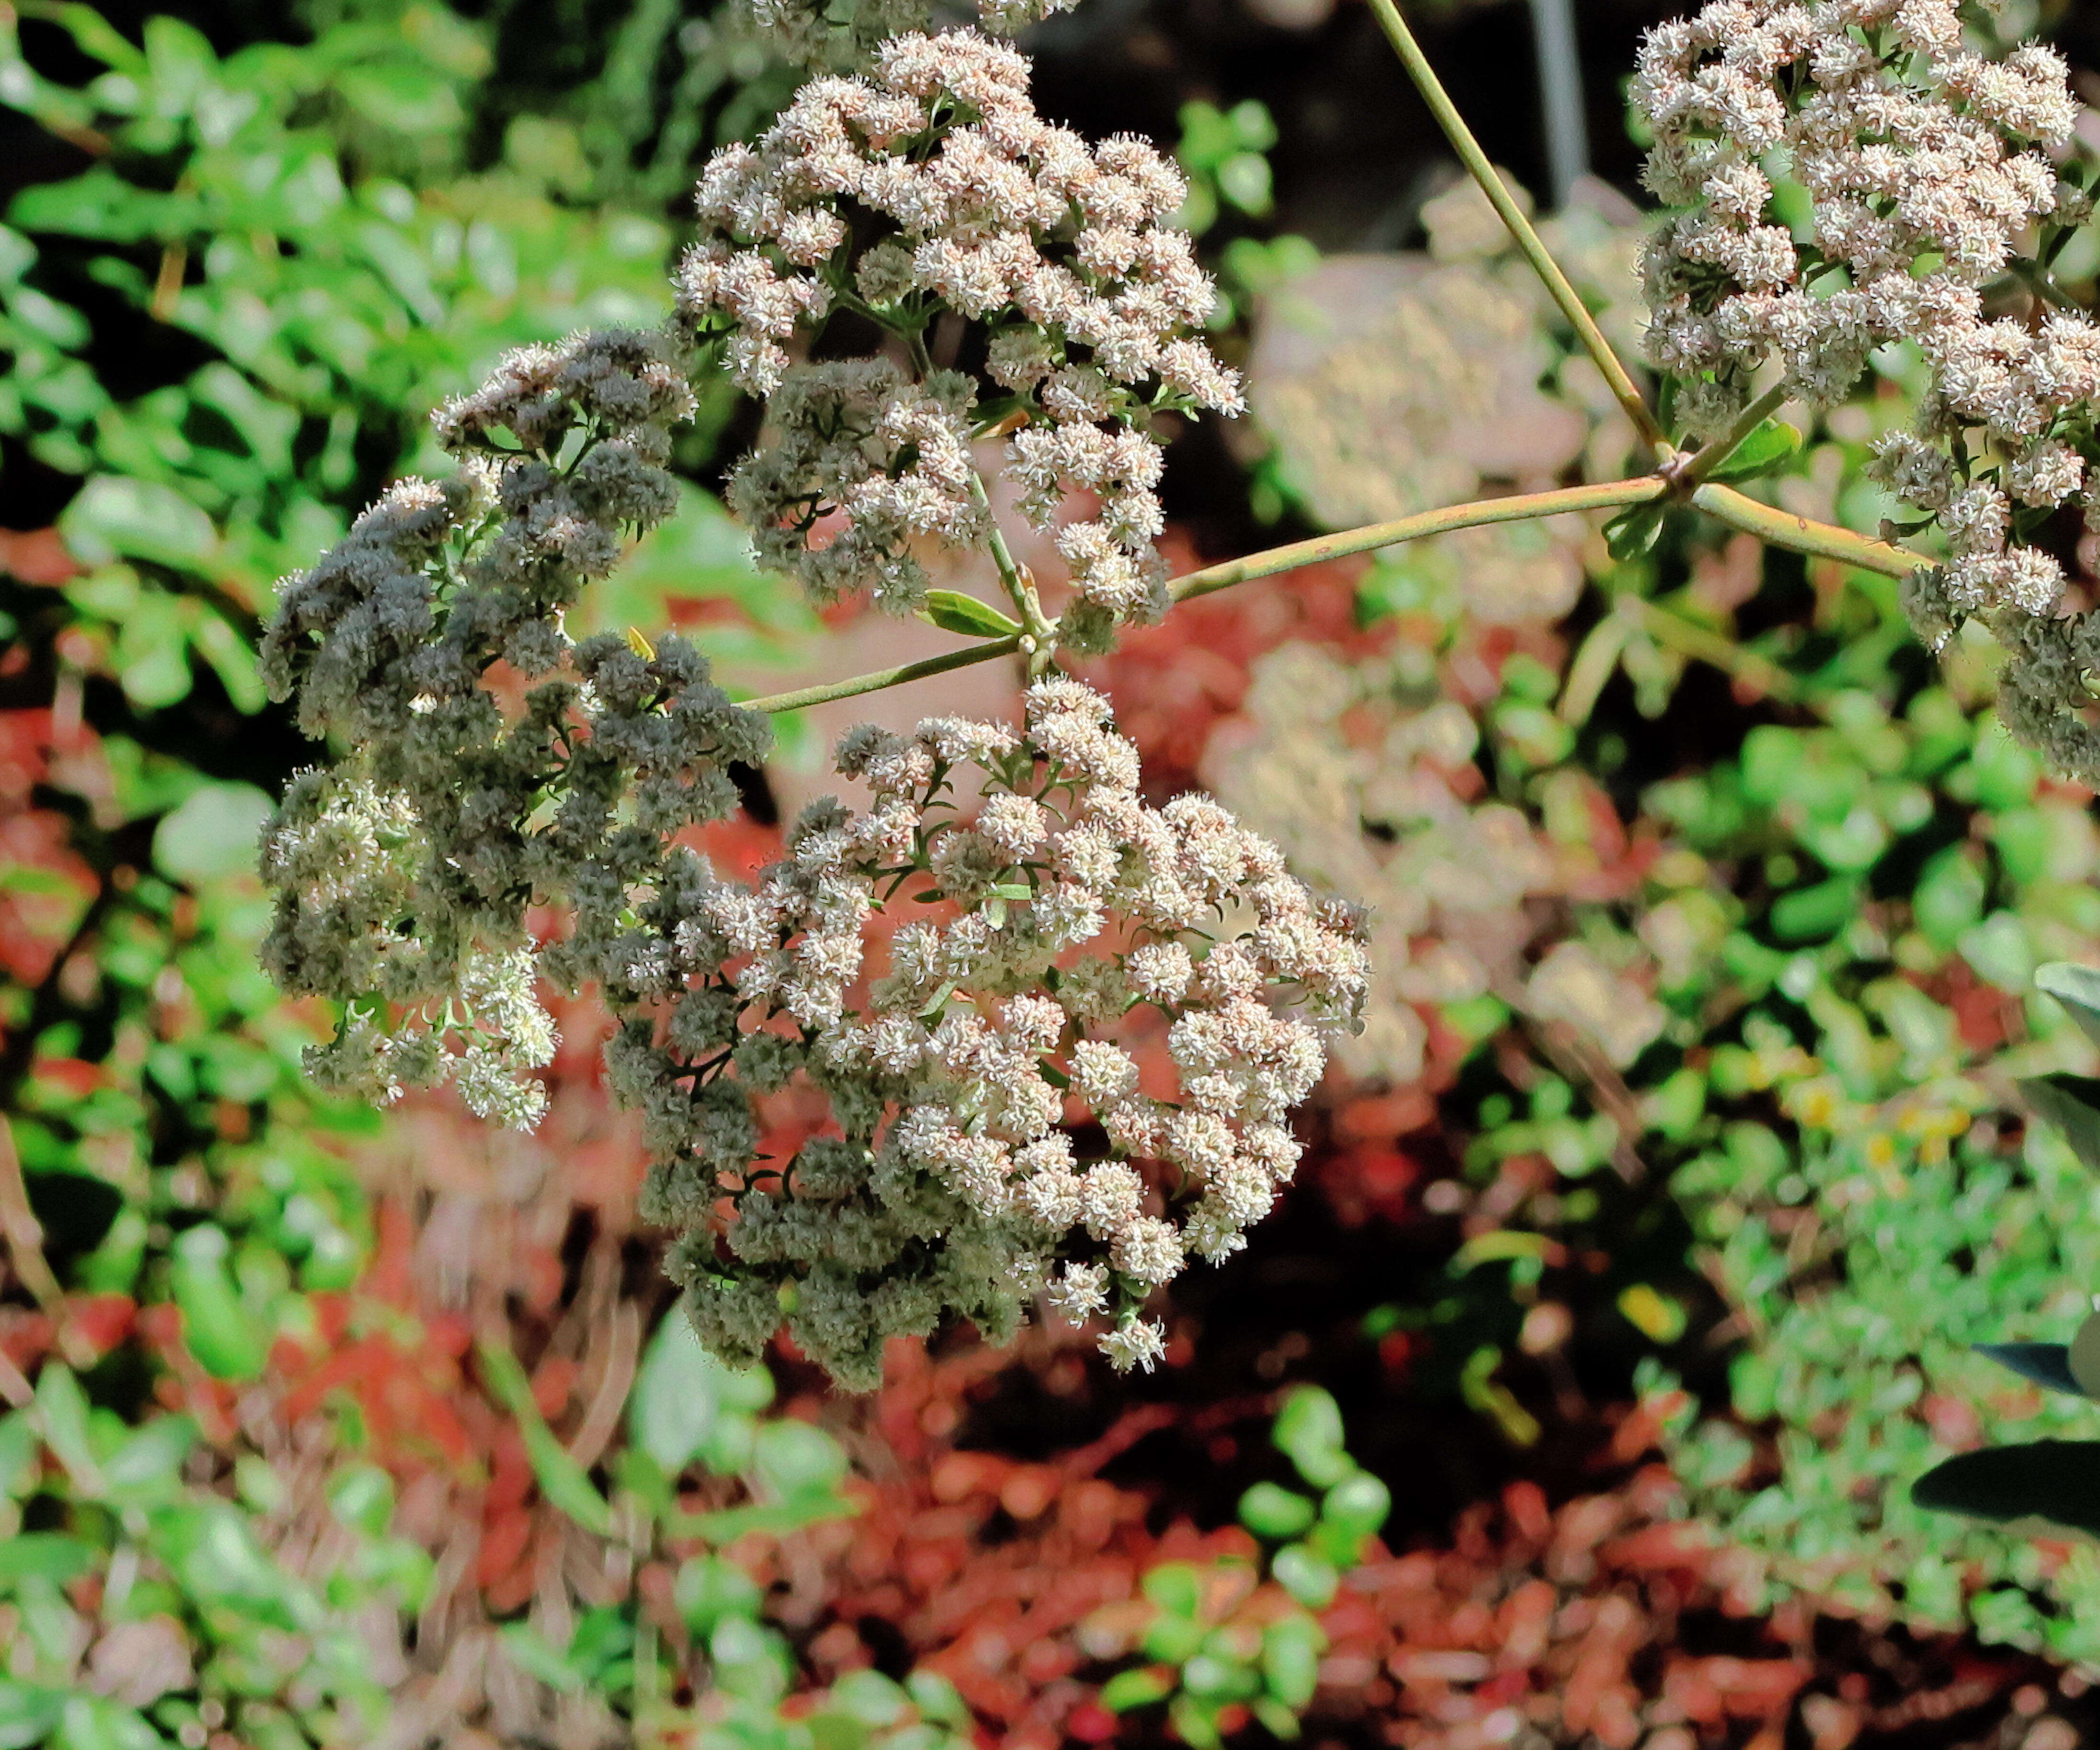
[1634,0,2100,784]
[26,0,2100,1733]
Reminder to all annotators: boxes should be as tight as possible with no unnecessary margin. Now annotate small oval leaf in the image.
[1707,418,1803,483]
[2017,1074,2100,1173]
[1603,504,1664,563]
[919,590,1022,639]
[2037,962,2100,1050]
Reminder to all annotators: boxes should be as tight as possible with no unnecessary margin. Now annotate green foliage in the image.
[0,1364,415,1743]
[0,6,887,1743]
[1108,1389,1389,1747]
[1702,418,1803,485]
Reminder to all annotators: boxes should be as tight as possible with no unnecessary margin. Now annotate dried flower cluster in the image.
[1633,0,2100,781]
[656,679,1368,1386]
[258,327,770,1130]
[679,29,1242,648]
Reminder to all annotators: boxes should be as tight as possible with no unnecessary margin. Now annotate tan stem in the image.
[1363,0,1672,460]
[742,635,1026,714]
[1691,482,1923,579]
[1171,477,1668,603]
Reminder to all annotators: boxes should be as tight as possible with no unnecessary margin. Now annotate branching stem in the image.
[739,472,1931,715]
[1666,383,1791,494]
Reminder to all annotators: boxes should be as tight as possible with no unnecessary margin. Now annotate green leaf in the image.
[1180,1653,1259,1701]
[1603,503,1664,563]
[1238,1481,1316,1541]
[58,476,217,573]
[0,1534,96,1589]
[1272,1385,1352,1488]
[327,1462,395,1538]
[54,1696,162,1750]
[827,1669,909,1728]
[102,1414,197,1497]
[2037,962,2100,1051]
[1705,419,1803,483]
[1270,1543,1338,1609]
[0,1413,36,1499]
[673,1555,763,1633]
[1142,1610,1208,1666]
[1169,1692,1224,1750]
[905,1669,971,1728]
[169,1224,267,1381]
[148,1501,296,1621]
[918,590,1022,639]
[499,1623,583,1694]
[153,783,273,887]
[476,1340,613,1537]
[0,1684,67,1750]
[2017,1075,2100,1173]
[1250,1697,1304,1741]
[1913,1441,2100,1538]
[628,1312,770,1477]
[1141,1560,1205,1618]
[1098,1667,1176,1713]
[1320,1470,1391,1540]
[1261,1616,1324,1710]
[34,1363,102,1496]
[750,1418,849,1502]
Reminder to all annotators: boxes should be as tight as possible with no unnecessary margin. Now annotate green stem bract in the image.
[1363,0,1673,461]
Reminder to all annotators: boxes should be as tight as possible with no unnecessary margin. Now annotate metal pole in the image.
[1527,0,1589,208]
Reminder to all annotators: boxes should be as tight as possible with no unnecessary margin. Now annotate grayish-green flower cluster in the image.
[259,326,774,1130]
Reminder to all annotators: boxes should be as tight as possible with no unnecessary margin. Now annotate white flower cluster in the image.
[1634,0,2100,779]
[652,680,1367,1388]
[259,327,774,1129]
[676,29,1242,646]
[260,37,1360,1392]
[1636,0,2077,429]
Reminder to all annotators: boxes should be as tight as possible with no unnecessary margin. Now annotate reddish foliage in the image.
[1077,544,1380,796]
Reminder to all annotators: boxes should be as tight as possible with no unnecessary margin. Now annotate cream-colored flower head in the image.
[1637,0,2100,778]
[679,30,1241,636]
[664,678,1367,1385]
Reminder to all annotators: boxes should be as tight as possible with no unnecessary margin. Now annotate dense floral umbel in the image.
[258,327,774,1128]
[655,680,1368,1387]
[1633,0,2100,780]
[677,30,1242,645]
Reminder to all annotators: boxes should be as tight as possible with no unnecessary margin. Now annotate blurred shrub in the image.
[1217,157,2100,1657]
[1091,1386,1389,1747]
